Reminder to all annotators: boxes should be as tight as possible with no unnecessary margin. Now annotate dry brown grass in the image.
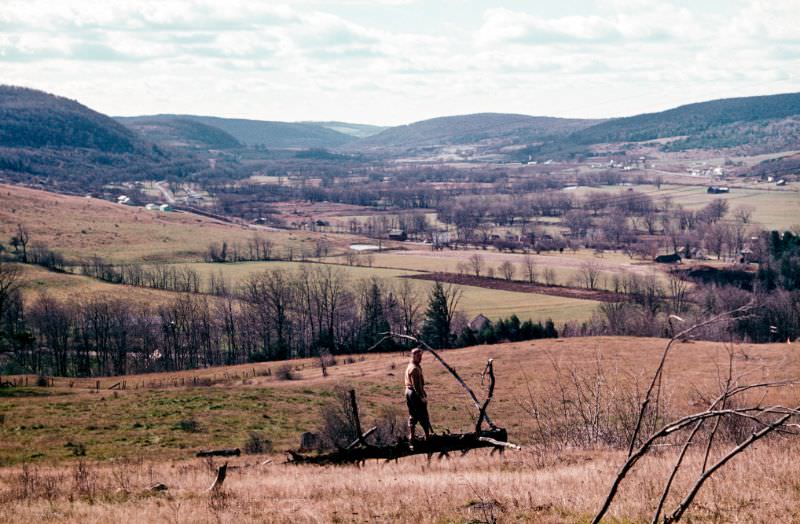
[3,337,799,460]
[0,184,365,263]
[3,337,800,521]
[1,441,799,523]
[15,263,184,304]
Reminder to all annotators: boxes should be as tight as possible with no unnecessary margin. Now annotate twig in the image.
[592,404,775,524]
[626,304,754,458]
[664,408,795,523]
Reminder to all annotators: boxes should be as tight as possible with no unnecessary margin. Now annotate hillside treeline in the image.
[0,264,556,377]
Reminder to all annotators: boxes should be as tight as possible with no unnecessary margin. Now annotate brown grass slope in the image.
[0,183,364,263]
[2,336,798,463]
[2,336,800,522]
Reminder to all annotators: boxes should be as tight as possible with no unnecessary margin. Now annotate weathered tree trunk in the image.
[288,428,511,465]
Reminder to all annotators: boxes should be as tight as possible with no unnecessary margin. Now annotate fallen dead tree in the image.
[196,448,240,458]
[288,427,512,465]
[288,333,520,465]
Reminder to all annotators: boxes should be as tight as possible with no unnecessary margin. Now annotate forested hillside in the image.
[0,87,216,192]
[345,112,598,152]
[568,92,800,146]
[116,115,242,149]
[177,115,356,148]
[0,85,145,153]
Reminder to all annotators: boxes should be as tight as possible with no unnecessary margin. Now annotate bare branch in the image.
[664,409,795,523]
[369,331,494,427]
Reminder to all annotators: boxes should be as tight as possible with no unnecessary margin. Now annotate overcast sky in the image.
[1,0,798,125]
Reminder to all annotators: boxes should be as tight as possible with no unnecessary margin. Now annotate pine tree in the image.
[421,281,455,349]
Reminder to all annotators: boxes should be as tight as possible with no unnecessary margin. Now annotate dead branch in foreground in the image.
[367,332,496,428]
[592,305,800,523]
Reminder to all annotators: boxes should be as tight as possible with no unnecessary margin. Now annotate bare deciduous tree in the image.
[579,260,602,290]
[499,260,515,281]
[521,254,536,283]
[468,253,484,278]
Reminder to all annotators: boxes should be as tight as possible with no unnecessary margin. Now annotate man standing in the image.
[405,348,433,442]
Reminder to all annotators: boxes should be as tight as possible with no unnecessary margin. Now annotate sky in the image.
[1,0,798,125]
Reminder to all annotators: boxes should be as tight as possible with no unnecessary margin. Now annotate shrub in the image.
[243,431,273,454]
[318,385,359,450]
[64,440,87,457]
[371,405,404,446]
[274,364,295,381]
[176,419,201,433]
[36,376,48,387]
[316,353,337,368]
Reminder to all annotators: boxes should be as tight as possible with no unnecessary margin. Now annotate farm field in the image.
[175,260,603,323]
[0,184,377,263]
[15,263,189,305]
[1,336,799,522]
[368,247,664,290]
[11,255,604,326]
[569,183,800,231]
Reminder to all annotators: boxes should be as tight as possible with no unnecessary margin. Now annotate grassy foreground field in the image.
[2,337,800,522]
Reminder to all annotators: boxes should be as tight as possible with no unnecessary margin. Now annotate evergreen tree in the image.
[421,281,455,349]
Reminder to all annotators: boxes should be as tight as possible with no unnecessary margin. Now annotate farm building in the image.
[388,229,407,241]
[468,314,491,332]
[655,253,682,264]
[707,186,730,194]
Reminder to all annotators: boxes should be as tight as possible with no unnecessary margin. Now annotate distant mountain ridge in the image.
[344,113,600,153]
[116,115,242,149]
[306,121,387,138]
[163,115,357,149]
[115,92,800,156]
[3,84,800,189]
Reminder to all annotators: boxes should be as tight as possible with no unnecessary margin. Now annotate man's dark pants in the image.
[406,388,432,435]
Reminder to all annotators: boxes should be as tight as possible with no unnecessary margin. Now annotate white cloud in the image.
[0,1,797,124]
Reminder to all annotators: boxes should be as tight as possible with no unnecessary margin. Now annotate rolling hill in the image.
[343,112,599,154]
[0,86,212,191]
[0,85,146,153]
[116,115,242,149]
[567,91,800,148]
[306,120,387,138]
[167,115,357,149]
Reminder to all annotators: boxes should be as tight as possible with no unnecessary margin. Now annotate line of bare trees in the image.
[1,258,562,377]
[0,265,423,376]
